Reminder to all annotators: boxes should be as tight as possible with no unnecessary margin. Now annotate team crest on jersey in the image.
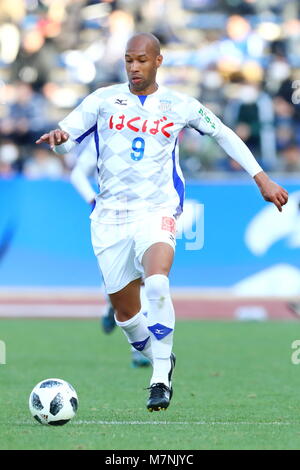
[159,100,172,112]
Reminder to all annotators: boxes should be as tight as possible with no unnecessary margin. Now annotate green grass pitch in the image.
[1,318,300,450]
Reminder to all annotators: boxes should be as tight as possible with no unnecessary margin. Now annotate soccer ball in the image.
[29,378,78,426]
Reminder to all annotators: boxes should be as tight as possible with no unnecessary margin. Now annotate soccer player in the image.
[69,136,150,367]
[36,33,288,412]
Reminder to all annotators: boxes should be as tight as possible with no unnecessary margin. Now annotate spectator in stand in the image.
[0,140,19,178]
[0,82,52,149]
[23,146,65,179]
[222,68,277,170]
[0,0,300,176]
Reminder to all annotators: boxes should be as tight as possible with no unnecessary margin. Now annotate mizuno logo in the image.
[115,99,127,106]
[131,336,150,351]
[148,323,173,340]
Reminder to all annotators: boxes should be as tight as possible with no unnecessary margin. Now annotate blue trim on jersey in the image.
[94,126,100,182]
[138,95,147,106]
[195,128,205,136]
[172,138,184,211]
[75,123,97,144]
[93,125,100,159]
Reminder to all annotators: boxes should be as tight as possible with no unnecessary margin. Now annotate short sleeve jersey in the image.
[59,83,222,222]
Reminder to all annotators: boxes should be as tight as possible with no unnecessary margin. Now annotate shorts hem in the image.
[136,238,176,265]
[105,275,142,295]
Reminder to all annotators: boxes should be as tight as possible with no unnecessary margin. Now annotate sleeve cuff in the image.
[53,138,76,154]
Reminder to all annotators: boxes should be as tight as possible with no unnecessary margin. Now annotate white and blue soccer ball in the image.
[29,378,78,426]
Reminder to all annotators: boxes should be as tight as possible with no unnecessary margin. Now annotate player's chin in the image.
[130,79,146,92]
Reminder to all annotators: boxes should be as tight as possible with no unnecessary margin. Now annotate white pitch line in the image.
[73,420,294,426]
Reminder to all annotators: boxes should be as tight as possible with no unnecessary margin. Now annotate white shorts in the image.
[91,211,176,294]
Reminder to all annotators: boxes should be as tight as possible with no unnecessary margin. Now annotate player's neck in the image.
[129,82,159,96]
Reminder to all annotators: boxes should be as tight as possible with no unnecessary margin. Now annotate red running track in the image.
[0,291,297,319]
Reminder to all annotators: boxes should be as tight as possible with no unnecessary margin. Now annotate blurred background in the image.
[0,0,300,319]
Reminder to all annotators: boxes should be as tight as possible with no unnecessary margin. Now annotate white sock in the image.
[144,274,175,387]
[139,284,149,318]
[115,311,153,363]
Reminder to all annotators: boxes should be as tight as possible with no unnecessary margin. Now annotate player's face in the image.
[125,41,162,94]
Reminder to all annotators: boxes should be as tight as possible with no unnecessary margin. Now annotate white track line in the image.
[73,420,294,426]
[20,419,296,426]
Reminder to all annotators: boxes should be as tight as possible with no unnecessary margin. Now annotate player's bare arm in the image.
[35,129,69,149]
[254,171,289,212]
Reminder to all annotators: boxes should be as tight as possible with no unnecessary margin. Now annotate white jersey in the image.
[70,135,98,204]
[57,82,262,223]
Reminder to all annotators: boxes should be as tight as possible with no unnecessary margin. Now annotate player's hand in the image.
[254,171,288,212]
[35,129,69,149]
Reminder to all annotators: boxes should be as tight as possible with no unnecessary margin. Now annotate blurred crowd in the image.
[0,0,300,179]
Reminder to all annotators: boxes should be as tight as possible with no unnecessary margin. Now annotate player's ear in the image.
[156,54,163,68]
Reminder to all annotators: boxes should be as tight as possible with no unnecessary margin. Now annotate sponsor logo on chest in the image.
[108,113,174,138]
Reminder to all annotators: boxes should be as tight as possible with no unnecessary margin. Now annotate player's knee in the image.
[112,298,140,322]
[114,307,138,322]
[144,274,170,301]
